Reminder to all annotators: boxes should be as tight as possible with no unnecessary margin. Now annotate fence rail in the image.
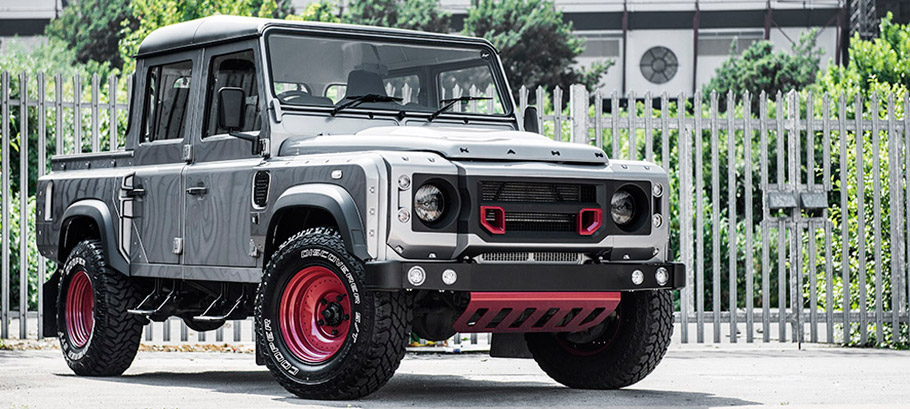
[1,72,908,346]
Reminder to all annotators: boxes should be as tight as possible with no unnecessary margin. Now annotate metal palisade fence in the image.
[518,84,909,345]
[1,71,908,346]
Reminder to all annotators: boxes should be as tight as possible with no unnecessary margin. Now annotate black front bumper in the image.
[365,261,685,292]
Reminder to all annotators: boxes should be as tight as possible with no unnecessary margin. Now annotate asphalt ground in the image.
[1,344,908,409]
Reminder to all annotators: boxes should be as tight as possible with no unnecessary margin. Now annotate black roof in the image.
[136,15,496,58]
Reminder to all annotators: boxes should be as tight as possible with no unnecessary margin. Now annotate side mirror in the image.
[523,106,540,134]
[217,87,245,131]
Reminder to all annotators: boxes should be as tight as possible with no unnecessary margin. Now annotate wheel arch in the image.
[265,184,369,266]
[58,200,129,275]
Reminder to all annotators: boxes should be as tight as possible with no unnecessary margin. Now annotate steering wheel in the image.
[277,90,312,101]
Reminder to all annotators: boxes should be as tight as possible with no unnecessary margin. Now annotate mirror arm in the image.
[229,130,259,142]
[228,130,265,156]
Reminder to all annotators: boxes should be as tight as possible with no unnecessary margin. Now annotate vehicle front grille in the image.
[481,181,596,203]
[476,252,585,264]
[504,211,576,232]
[252,171,270,208]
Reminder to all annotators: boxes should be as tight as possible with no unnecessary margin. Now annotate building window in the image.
[640,46,678,84]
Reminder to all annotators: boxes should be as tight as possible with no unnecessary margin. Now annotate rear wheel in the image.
[255,228,410,400]
[57,240,145,376]
[525,290,673,389]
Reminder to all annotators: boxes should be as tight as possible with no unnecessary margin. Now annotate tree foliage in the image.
[118,0,291,72]
[342,0,451,33]
[286,1,341,23]
[462,0,611,97]
[45,0,137,69]
[817,13,910,100]
[703,29,821,109]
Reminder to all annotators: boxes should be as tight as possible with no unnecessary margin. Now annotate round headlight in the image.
[611,189,636,226]
[414,184,445,223]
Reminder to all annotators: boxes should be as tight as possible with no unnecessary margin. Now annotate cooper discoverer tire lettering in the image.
[525,289,673,389]
[56,240,146,376]
[255,227,411,400]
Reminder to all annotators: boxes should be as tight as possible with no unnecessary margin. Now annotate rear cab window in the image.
[142,60,193,143]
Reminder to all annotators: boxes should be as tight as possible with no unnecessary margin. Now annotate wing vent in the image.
[252,171,270,208]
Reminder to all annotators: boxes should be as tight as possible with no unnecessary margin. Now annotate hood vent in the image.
[252,171,270,208]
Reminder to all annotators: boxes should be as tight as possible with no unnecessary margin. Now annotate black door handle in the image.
[186,186,208,196]
[125,188,146,198]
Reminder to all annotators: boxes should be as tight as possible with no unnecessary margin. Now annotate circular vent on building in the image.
[640,46,678,84]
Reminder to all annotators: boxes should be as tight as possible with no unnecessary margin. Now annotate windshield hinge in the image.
[182,144,193,163]
[270,99,283,123]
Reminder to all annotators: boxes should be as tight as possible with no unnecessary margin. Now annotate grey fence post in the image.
[569,84,588,145]
[19,71,29,339]
[1,71,10,339]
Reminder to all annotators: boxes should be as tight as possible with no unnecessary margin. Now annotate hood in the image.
[278,126,609,164]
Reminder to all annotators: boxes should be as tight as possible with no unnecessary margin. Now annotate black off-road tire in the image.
[525,290,673,389]
[255,227,411,400]
[56,240,146,376]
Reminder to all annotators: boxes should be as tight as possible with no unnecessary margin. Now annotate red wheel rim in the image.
[65,270,94,348]
[279,266,352,364]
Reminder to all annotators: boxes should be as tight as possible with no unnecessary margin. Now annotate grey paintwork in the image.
[35,16,671,286]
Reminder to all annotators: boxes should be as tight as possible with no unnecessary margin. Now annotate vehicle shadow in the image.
[79,370,758,408]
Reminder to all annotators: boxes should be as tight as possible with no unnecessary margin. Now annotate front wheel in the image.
[255,228,410,400]
[525,290,673,389]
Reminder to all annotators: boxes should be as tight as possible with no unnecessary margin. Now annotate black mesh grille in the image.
[253,171,269,207]
[481,181,596,203]
[505,212,576,232]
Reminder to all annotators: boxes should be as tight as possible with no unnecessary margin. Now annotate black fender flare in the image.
[60,199,129,275]
[272,184,370,260]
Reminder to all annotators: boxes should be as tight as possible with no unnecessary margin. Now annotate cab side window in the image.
[204,50,261,137]
[142,60,193,142]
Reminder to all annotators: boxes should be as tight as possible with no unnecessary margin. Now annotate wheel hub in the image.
[65,270,94,348]
[279,266,352,364]
[320,301,346,327]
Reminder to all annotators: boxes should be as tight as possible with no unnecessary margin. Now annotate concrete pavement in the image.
[1,344,908,408]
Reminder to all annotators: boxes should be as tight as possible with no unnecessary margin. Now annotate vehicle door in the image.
[182,42,265,268]
[128,52,200,266]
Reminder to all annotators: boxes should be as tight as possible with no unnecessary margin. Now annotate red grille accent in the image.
[577,208,603,235]
[480,206,505,234]
[453,292,621,333]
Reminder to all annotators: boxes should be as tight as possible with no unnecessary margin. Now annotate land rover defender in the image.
[37,16,684,399]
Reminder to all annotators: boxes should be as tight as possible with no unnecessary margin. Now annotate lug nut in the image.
[331,329,339,336]
[336,295,345,302]
[317,319,325,326]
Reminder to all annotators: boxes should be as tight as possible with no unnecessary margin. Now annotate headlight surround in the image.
[611,189,636,226]
[414,184,445,223]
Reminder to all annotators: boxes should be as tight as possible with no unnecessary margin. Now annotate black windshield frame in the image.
[262,27,514,119]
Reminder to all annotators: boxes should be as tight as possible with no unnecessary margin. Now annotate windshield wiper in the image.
[428,96,492,121]
[331,94,403,116]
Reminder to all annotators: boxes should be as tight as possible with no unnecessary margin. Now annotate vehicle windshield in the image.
[266,32,510,117]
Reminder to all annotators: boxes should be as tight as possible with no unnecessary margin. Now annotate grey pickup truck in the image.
[36,15,684,399]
